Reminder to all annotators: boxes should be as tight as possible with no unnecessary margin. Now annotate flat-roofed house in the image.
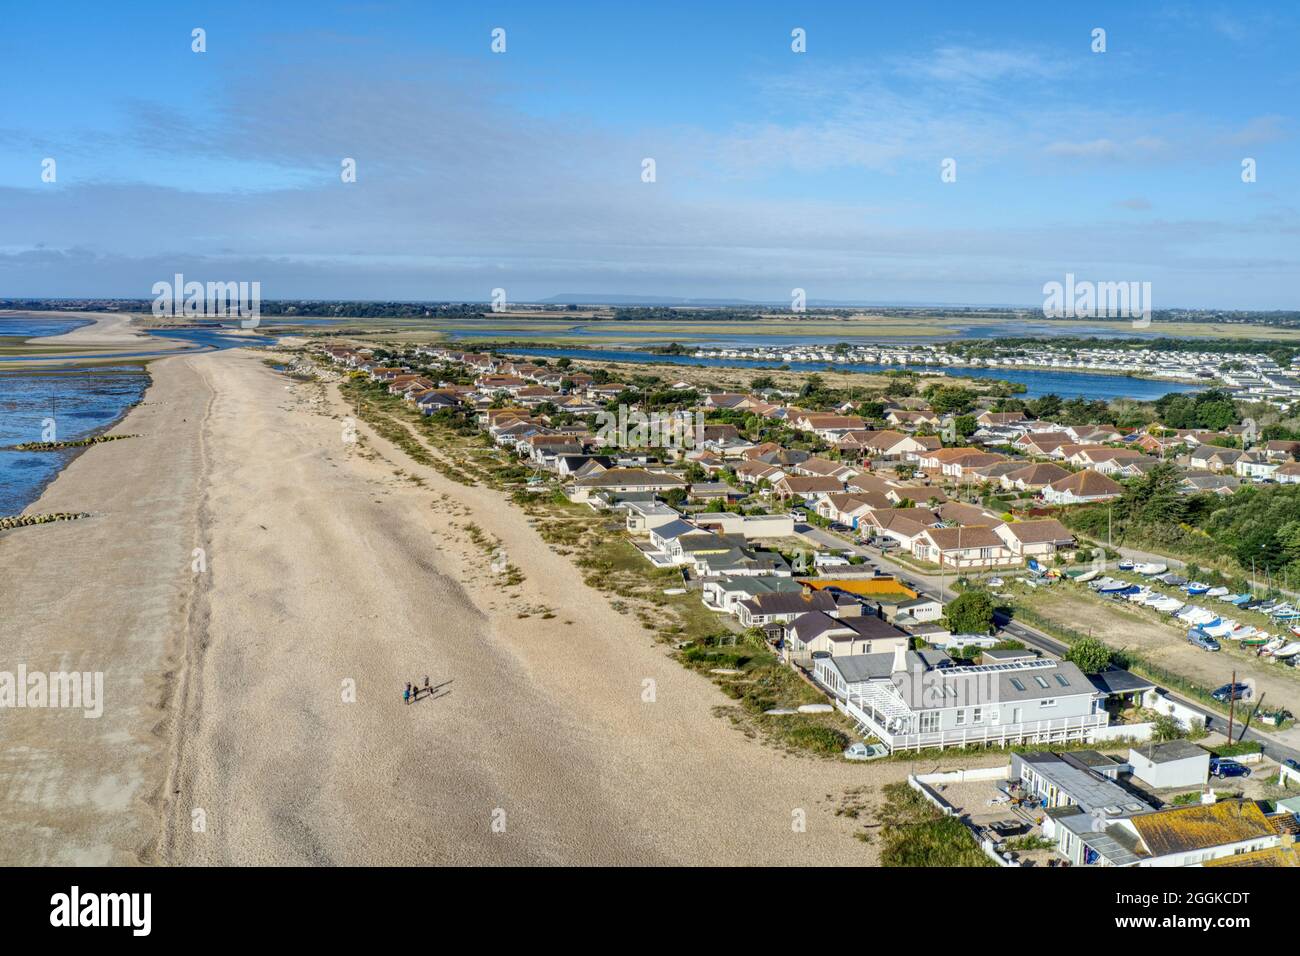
[1127,740,1210,790]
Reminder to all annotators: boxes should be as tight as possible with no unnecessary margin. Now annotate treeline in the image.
[1064,462,1300,581]
[0,299,494,318]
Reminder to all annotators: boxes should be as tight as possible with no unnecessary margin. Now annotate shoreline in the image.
[0,365,150,518]
[2,346,922,865]
[0,354,208,864]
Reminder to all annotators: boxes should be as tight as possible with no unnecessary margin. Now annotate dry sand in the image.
[0,347,934,866]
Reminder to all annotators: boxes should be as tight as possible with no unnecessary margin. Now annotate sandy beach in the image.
[0,346,923,866]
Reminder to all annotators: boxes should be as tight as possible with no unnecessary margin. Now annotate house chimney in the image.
[892,642,908,675]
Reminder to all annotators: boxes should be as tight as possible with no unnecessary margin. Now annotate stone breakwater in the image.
[0,511,90,530]
[7,434,139,452]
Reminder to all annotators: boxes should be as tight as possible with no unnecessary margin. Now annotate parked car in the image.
[789,509,807,522]
[1188,630,1221,652]
[1209,757,1251,779]
[1212,682,1252,703]
[1283,758,1300,773]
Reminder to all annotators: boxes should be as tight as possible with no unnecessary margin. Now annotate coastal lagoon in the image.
[0,317,151,513]
[487,346,1202,401]
[0,366,148,514]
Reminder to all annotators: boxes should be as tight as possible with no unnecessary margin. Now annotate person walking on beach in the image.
[404,683,411,705]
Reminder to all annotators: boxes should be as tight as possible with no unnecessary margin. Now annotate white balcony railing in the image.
[839,696,1110,754]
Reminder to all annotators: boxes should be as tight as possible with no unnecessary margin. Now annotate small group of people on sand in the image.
[404,676,433,705]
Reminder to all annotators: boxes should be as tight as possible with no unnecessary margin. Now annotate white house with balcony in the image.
[838,652,1108,753]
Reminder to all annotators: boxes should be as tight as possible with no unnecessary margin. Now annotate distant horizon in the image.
[3,2,1297,309]
[5,293,1300,313]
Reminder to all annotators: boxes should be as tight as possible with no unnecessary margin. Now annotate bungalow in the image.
[1067,424,1124,444]
[976,410,1028,427]
[702,575,805,615]
[771,474,844,500]
[994,518,1076,558]
[886,409,940,430]
[1000,462,1071,492]
[1235,452,1280,480]
[1179,472,1241,495]
[1041,469,1123,505]
[686,481,746,504]
[735,590,854,629]
[679,535,792,578]
[1015,432,1072,457]
[704,392,750,410]
[784,611,911,666]
[838,429,930,459]
[935,500,1003,526]
[1263,439,1300,461]
[911,525,1018,568]
[568,467,687,503]
[795,413,867,441]
[733,460,785,486]
[860,508,941,548]
[793,456,860,482]
[1057,798,1280,868]
[916,446,984,475]
[1275,462,1300,485]
[817,491,892,527]
[940,451,1010,482]
[1188,444,1244,473]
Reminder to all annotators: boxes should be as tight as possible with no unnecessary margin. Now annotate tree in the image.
[943,590,995,634]
[1064,636,1112,674]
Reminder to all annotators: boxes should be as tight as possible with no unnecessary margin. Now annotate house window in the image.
[955,709,967,726]
[919,712,939,733]
[1041,698,1057,708]
[972,707,984,723]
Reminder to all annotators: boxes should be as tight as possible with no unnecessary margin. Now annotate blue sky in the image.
[1,1,1297,306]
